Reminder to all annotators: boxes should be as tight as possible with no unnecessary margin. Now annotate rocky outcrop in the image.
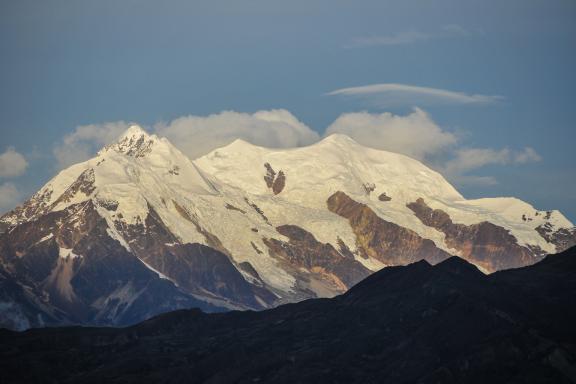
[263,225,370,290]
[536,222,576,252]
[244,198,270,225]
[327,192,452,265]
[263,163,286,195]
[407,198,538,272]
[2,169,96,230]
[110,131,155,157]
[251,241,263,254]
[272,171,286,194]
[264,163,276,188]
[378,192,391,202]
[362,182,375,195]
[95,197,119,211]
[52,169,96,206]
[224,203,246,214]
[238,261,262,281]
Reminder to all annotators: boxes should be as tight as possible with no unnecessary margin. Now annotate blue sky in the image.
[0,0,575,221]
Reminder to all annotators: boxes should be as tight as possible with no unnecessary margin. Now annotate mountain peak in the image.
[317,133,360,147]
[211,138,264,155]
[228,138,255,148]
[101,124,157,158]
[119,124,150,140]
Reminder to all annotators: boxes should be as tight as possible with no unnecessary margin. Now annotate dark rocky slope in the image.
[327,191,452,265]
[0,201,226,330]
[1,247,575,383]
[407,197,538,271]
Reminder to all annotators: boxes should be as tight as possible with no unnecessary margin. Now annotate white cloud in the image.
[327,83,503,107]
[324,108,541,186]
[52,111,318,167]
[49,109,540,190]
[0,182,21,213]
[53,121,130,168]
[442,146,542,185]
[443,147,512,176]
[155,109,320,159]
[0,147,28,178]
[513,147,542,164]
[325,108,457,161]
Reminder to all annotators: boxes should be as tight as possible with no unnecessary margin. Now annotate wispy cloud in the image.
[0,147,28,178]
[441,147,542,185]
[53,121,131,169]
[345,31,432,48]
[443,147,542,176]
[327,83,503,107]
[0,182,21,213]
[345,24,480,48]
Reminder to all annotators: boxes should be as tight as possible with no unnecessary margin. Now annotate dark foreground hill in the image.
[1,247,575,384]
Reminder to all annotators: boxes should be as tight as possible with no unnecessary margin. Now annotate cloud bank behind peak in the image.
[49,108,540,191]
[155,110,320,160]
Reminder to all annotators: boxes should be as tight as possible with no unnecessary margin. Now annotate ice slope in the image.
[195,134,573,256]
[2,126,298,292]
[2,127,573,298]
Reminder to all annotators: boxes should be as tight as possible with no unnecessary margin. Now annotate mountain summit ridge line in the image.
[0,125,574,330]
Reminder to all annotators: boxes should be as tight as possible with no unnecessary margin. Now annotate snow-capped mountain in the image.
[0,125,574,330]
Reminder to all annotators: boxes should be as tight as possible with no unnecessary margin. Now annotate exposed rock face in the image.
[52,168,96,206]
[109,130,155,157]
[238,261,261,281]
[378,192,391,202]
[115,203,276,309]
[272,171,286,195]
[95,197,119,211]
[1,189,53,228]
[263,162,276,188]
[362,182,375,195]
[224,203,246,214]
[250,241,263,254]
[407,198,538,272]
[536,222,576,252]
[244,198,270,225]
[263,163,286,194]
[0,201,221,330]
[327,192,452,265]
[2,168,96,229]
[264,225,370,290]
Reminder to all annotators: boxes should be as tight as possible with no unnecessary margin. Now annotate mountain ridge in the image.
[0,125,574,330]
